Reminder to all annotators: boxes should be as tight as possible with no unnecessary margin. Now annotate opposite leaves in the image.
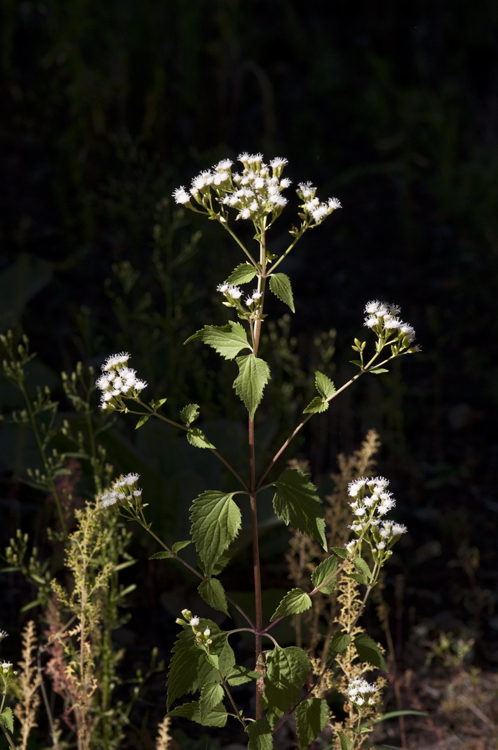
[270,588,312,621]
[272,469,327,549]
[190,492,241,576]
[227,263,258,285]
[185,322,251,360]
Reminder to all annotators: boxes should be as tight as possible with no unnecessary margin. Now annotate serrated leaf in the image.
[295,698,329,749]
[180,403,200,425]
[190,492,241,576]
[199,682,224,721]
[246,719,273,750]
[0,707,14,732]
[187,428,216,449]
[269,273,295,312]
[167,621,235,709]
[233,354,270,419]
[198,578,229,615]
[303,396,328,414]
[331,546,349,559]
[169,700,228,727]
[327,630,351,659]
[272,469,327,549]
[226,665,260,686]
[135,414,150,429]
[311,556,338,594]
[315,371,336,399]
[264,647,311,712]
[202,548,236,576]
[172,540,191,554]
[369,368,389,374]
[184,322,251,360]
[337,732,354,750]
[149,550,173,560]
[354,633,387,671]
[354,556,372,580]
[347,572,369,585]
[270,588,312,621]
[227,263,258,285]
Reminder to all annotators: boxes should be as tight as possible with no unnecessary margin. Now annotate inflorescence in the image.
[99,473,143,510]
[363,300,416,345]
[96,352,147,410]
[346,678,377,709]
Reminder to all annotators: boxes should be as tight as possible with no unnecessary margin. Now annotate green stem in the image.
[217,219,259,270]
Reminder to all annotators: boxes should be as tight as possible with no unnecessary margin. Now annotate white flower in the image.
[204,628,211,636]
[280,178,292,189]
[228,285,242,299]
[400,323,416,343]
[190,616,200,626]
[172,187,190,205]
[238,152,250,163]
[216,159,233,171]
[391,523,408,536]
[365,300,380,314]
[354,507,367,516]
[377,541,386,549]
[310,205,329,222]
[133,489,142,497]
[270,157,288,169]
[348,478,367,497]
[298,181,315,198]
[384,317,401,329]
[1,661,12,671]
[217,282,229,293]
[134,379,147,391]
[328,197,342,209]
[101,491,117,508]
[238,208,252,220]
[103,352,130,371]
[346,540,357,552]
[0,630,8,640]
[123,473,140,486]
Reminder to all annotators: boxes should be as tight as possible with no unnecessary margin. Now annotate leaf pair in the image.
[303,371,335,414]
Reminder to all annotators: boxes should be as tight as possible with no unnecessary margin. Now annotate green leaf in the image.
[199,682,224,722]
[270,588,312,621]
[337,732,354,750]
[311,556,338,594]
[331,546,350,559]
[233,354,270,419]
[184,322,251,360]
[349,359,363,367]
[227,263,258,285]
[149,550,173,560]
[369,368,389,374]
[269,273,295,312]
[180,403,200,425]
[272,469,327,549]
[354,633,387,671]
[172,541,191,554]
[327,630,351,659]
[226,665,260,686]
[264,647,311,712]
[204,549,236,576]
[0,707,14,733]
[295,698,329,749]
[375,710,428,723]
[135,414,150,429]
[190,492,242,576]
[169,700,228,727]
[21,598,42,612]
[167,621,235,709]
[354,557,372,580]
[198,578,229,615]
[315,371,336,399]
[187,428,216,449]
[303,396,328,414]
[347,573,370,585]
[246,719,273,750]
[151,397,168,409]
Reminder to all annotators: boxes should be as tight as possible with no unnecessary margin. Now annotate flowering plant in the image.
[96,153,419,749]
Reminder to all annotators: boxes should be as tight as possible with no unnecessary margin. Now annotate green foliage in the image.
[303,395,329,414]
[337,732,354,750]
[272,469,327,549]
[227,264,258,285]
[198,578,229,615]
[269,273,295,313]
[180,403,200,425]
[199,682,225,721]
[315,371,336,399]
[0,707,14,733]
[353,634,387,671]
[185,322,251,360]
[246,719,273,750]
[264,647,311,713]
[327,630,352,659]
[233,354,271,419]
[189,491,242,575]
[311,556,339,594]
[169,700,228,727]
[186,427,216,449]
[295,698,329,749]
[270,588,312,621]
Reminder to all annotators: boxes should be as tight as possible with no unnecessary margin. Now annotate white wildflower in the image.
[216,159,233,171]
[103,352,130,371]
[190,616,200,626]
[172,187,190,205]
[328,197,342,209]
[270,157,288,169]
[228,285,242,299]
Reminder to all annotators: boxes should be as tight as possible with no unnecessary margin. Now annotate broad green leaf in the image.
[269,273,295,312]
[204,549,236,576]
[149,550,173,560]
[272,469,327,549]
[233,354,271,419]
[369,368,389,374]
[190,492,241,576]
[354,633,387,671]
[311,556,338,594]
[347,573,369,586]
[337,732,354,750]
[198,578,229,615]
[331,546,349,559]
[0,707,14,733]
[327,630,351,659]
[295,698,329,749]
[227,263,258,285]
[187,428,216,449]
[169,700,228,727]
[226,665,260,686]
[315,371,336,399]
[266,705,284,730]
[354,557,372,580]
[180,403,200,425]
[184,322,251,360]
[167,620,235,709]
[135,415,150,429]
[264,647,311,712]
[303,396,328,414]
[270,588,312,621]
[172,541,191,554]
[246,719,273,750]
[199,682,224,721]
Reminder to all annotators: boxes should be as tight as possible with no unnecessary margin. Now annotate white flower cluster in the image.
[217,282,243,300]
[96,352,147,409]
[297,181,342,225]
[0,629,8,640]
[363,300,416,344]
[346,476,407,559]
[100,473,142,509]
[1,661,13,673]
[347,677,377,708]
[176,610,212,644]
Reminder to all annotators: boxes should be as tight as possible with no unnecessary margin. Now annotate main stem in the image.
[250,228,267,720]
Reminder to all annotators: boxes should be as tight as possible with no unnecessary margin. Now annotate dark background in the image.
[1,1,497,747]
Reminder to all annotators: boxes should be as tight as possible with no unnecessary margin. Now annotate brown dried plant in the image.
[155,715,172,750]
[13,620,41,750]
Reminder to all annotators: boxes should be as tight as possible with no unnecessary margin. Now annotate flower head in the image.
[172,187,191,205]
